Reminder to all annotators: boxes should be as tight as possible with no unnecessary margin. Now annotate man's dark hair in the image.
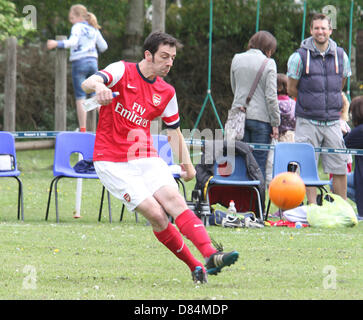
[247,30,277,56]
[349,96,363,127]
[143,31,183,56]
[310,13,332,30]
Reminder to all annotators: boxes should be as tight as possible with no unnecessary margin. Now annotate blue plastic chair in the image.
[207,153,264,220]
[152,134,186,198]
[266,142,330,218]
[45,132,112,223]
[0,131,24,220]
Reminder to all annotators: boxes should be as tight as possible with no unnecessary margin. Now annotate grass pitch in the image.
[0,148,362,300]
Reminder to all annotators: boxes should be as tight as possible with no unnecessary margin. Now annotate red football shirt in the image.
[93,61,180,162]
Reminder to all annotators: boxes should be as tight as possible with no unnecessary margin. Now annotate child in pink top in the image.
[266,74,296,185]
[277,74,296,142]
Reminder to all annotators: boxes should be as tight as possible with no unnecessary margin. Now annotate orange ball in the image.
[269,172,306,210]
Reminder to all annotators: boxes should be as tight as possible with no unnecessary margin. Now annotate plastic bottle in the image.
[227,200,237,216]
[295,221,303,229]
[83,92,119,112]
[288,161,298,173]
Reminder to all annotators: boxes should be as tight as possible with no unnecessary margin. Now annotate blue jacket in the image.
[295,37,344,121]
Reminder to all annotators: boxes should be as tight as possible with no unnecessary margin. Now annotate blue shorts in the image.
[71,57,98,100]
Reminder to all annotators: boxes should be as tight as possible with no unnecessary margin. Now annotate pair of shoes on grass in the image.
[192,250,239,284]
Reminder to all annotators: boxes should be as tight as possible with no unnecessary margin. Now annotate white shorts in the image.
[94,157,178,211]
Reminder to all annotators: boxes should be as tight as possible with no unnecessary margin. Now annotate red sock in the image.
[80,127,86,132]
[153,222,204,272]
[175,209,217,259]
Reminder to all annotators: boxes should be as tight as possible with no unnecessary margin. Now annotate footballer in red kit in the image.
[82,32,238,284]
[94,61,180,162]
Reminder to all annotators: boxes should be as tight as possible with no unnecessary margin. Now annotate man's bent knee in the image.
[153,186,188,218]
[136,197,169,231]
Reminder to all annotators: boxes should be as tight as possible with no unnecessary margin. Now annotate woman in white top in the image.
[47,4,108,132]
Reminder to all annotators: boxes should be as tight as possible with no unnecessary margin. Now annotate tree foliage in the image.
[0,0,34,43]
[1,0,362,131]
[165,0,362,129]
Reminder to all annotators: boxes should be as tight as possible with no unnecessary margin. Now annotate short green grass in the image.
[0,148,362,300]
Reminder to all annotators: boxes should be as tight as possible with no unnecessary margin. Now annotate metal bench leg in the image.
[107,190,112,223]
[98,186,106,222]
[54,177,62,223]
[45,177,57,221]
[14,176,24,221]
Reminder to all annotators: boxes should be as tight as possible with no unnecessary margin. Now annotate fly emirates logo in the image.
[115,102,149,127]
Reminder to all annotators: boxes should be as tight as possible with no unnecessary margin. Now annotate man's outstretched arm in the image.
[167,128,196,182]
[81,74,114,105]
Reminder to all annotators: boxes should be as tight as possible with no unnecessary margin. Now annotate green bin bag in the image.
[307,193,358,228]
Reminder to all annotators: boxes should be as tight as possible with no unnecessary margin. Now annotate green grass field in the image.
[0,148,362,300]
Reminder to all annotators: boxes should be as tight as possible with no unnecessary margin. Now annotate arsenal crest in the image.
[152,94,161,106]
[123,193,131,202]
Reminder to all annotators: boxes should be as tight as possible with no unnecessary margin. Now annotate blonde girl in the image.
[47,4,108,132]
